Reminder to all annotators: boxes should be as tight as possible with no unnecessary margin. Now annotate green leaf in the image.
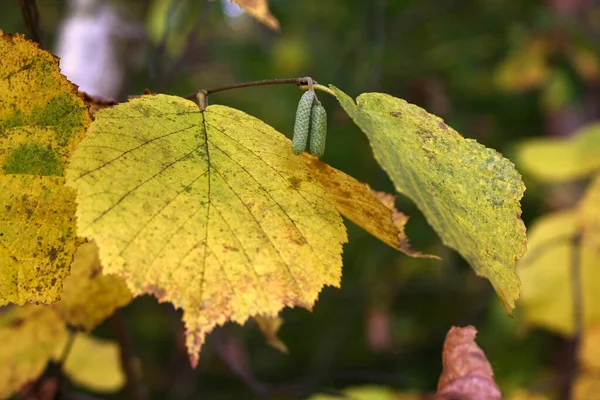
[66,94,347,366]
[331,86,526,312]
[516,122,600,182]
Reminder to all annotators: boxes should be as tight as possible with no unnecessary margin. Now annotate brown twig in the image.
[561,233,583,400]
[18,0,45,49]
[109,311,147,400]
[184,77,315,100]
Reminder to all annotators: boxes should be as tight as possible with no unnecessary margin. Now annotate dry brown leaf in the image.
[434,326,501,400]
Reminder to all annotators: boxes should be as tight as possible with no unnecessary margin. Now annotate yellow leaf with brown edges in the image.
[66,94,347,366]
[303,154,437,259]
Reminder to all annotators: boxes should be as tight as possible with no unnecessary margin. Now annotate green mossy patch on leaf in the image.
[4,142,63,176]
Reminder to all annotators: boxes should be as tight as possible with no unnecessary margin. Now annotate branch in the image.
[184,77,335,106]
[18,0,45,49]
[109,311,147,400]
[561,233,583,399]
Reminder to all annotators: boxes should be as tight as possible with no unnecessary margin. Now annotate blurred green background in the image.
[3,0,600,398]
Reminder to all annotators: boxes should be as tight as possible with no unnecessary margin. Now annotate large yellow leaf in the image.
[230,0,279,31]
[517,211,600,335]
[66,94,347,366]
[54,242,132,330]
[0,32,91,305]
[0,305,67,398]
[52,333,125,393]
[332,87,526,312]
[516,122,600,182]
[302,154,437,258]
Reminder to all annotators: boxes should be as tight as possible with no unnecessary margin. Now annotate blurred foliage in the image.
[2,0,600,399]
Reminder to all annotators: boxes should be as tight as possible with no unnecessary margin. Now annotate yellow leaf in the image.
[505,390,549,400]
[580,324,600,370]
[517,211,600,335]
[569,45,600,82]
[66,94,347,366]
[574,373,600,400]
[52,333,125,393]
[332,87,526,312]
[579,173,600,249]
[0,32,91,305]
[54,242,132,330]
[303,154,438,258]
[253,314,287,353]
[230,0,280,31]
[308,386,421,400]
[0,305,67,398]
[0,175,79,305]
[0,33,90,170]
[516,122,600,182]
[494,37,551,92]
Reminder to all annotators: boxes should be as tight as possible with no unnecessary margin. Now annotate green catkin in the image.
[309,103,327,157]
[292,91,315,155]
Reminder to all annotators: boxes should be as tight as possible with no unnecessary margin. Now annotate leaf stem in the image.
[186,77,336,108]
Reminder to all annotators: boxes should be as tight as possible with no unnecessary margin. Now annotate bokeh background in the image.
[2,0,600,399]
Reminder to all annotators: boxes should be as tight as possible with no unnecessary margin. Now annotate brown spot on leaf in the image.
[47,247,58,262]
[144,284,166,300]
[288,176,303,190]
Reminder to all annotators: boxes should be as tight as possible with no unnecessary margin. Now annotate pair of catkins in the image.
[292,90,327,157]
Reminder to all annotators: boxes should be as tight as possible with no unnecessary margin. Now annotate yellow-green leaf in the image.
[0,305,67,399]
[230,0,280,31]
[0,175,78,305]
[332,86,526,312]
[52,333,125,393]
[516,122,600,182]
[66,94,347,366]
[517,211,600,335]
[54,242,132,330]
[302,154,437,258]
[0,32,91,305]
